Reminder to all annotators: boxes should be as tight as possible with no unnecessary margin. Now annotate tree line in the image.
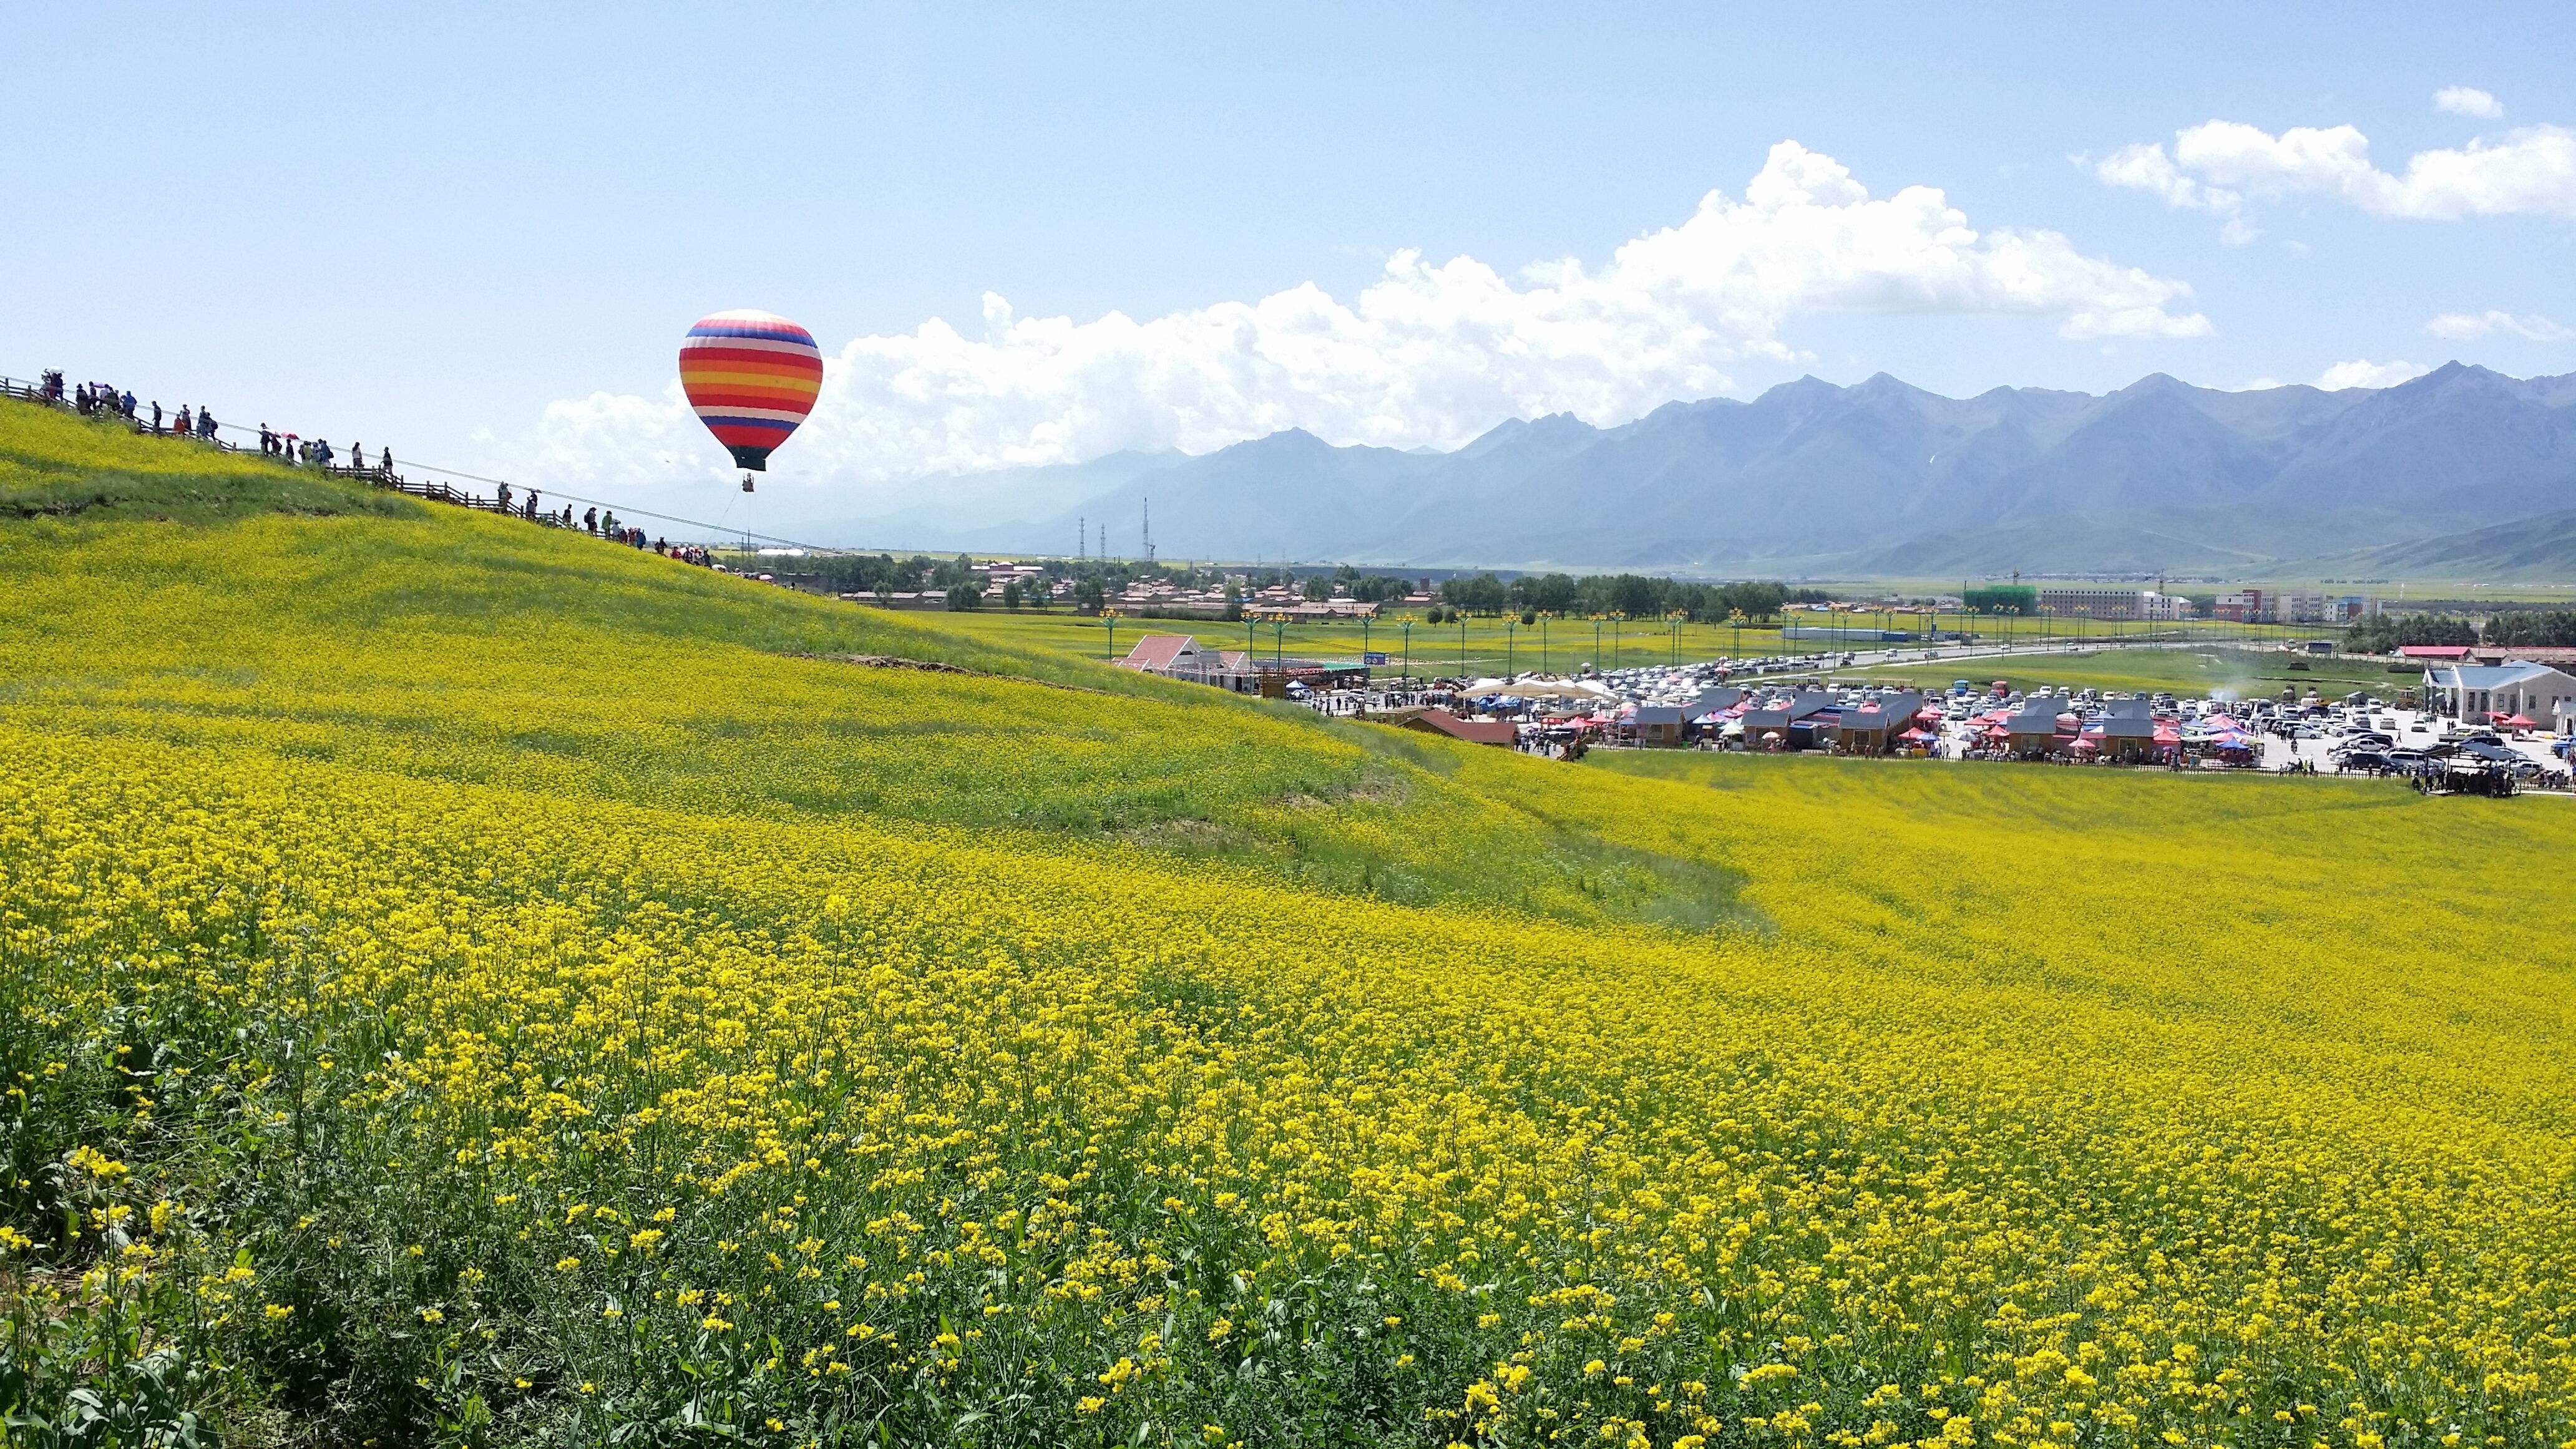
[1434,572,1823,622]
[2344,608,2576,651]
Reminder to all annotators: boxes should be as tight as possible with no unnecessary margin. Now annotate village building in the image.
[2032,587,2193,621]
[1835,691,1925,754]
[1687,686,1746,717]
[2213,588,2268,623]
[1629,704,1689,747]
[2422,661,2576,724]
[2000,705,2064,755]
[1115,633,1224,682]
[1741,691,1835,749]
[2094,715,2158,761]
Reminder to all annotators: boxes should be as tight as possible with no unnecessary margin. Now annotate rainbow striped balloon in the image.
[678,310,822,472]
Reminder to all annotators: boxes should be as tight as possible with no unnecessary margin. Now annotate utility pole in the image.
[1143,497,1154,565]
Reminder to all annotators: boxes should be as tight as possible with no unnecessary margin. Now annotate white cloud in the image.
[525,141,2210,490]
[2316,359,2430,391]
[2091,142,2242,214]
[2426,309,2575,342]
[2434,86,2503,120]
[2101,119,2576,220]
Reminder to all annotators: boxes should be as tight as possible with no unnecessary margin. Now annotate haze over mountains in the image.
[817,363,2576,580]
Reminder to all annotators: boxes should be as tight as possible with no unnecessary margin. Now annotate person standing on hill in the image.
[378,446,391,475]
[120,390,137,418]
[497,482,512,514]
[174,406,191,437]
[583,507,597,534]
[524,489,539,520]
[151,402,163,432]
[200,409,217,440]
[350,442,365,470]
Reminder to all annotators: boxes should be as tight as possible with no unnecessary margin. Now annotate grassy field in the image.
[8,398,2576,1445]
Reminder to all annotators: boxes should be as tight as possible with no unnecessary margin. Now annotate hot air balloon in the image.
[678,310,822,479]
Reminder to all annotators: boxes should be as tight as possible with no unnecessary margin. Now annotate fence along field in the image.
[5,398,2576,1445]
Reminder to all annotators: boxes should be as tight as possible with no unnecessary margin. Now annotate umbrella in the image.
[1897,726,1934,742]
[1914,706,1944,723]
[2499,713,2537,729]
[2069,738,2099,753]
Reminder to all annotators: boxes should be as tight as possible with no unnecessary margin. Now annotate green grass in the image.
[0,401,416,522]
[11,394,2576,1445]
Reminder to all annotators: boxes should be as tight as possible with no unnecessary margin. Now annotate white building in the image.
[2422,661,2576,723]
[2029,580,2154,613]
[2279,592,2336,625]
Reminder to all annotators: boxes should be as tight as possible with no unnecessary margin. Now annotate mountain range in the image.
[809,362,2576,580]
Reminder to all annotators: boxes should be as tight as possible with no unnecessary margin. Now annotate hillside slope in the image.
[6,398,2576,1445]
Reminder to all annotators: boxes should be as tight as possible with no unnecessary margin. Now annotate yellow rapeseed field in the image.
[5,401,2575,1447]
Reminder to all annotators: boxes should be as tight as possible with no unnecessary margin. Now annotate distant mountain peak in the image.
[879,364,2576,578]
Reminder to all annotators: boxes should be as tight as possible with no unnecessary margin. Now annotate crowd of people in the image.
[255,426,388,473]
[44,369,222,442]
[26,364,731,571]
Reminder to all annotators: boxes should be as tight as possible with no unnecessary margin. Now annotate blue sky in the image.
[7,2,2574,510]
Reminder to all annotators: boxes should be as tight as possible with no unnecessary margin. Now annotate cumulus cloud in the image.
[2434,86,2503,119]
[2315,359,2430,391]
[2426,310,2574,342]
[2100,118,2576,220]
[526,142,2210,489]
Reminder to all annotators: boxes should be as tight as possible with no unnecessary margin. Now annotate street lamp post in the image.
[1360,613,1373,712]
[1505,618,1516,679]
[1400,618,1413,694]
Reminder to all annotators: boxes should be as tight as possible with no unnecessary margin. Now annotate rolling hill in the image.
[2307,505,2576,582]
[7,396,2576,1443]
